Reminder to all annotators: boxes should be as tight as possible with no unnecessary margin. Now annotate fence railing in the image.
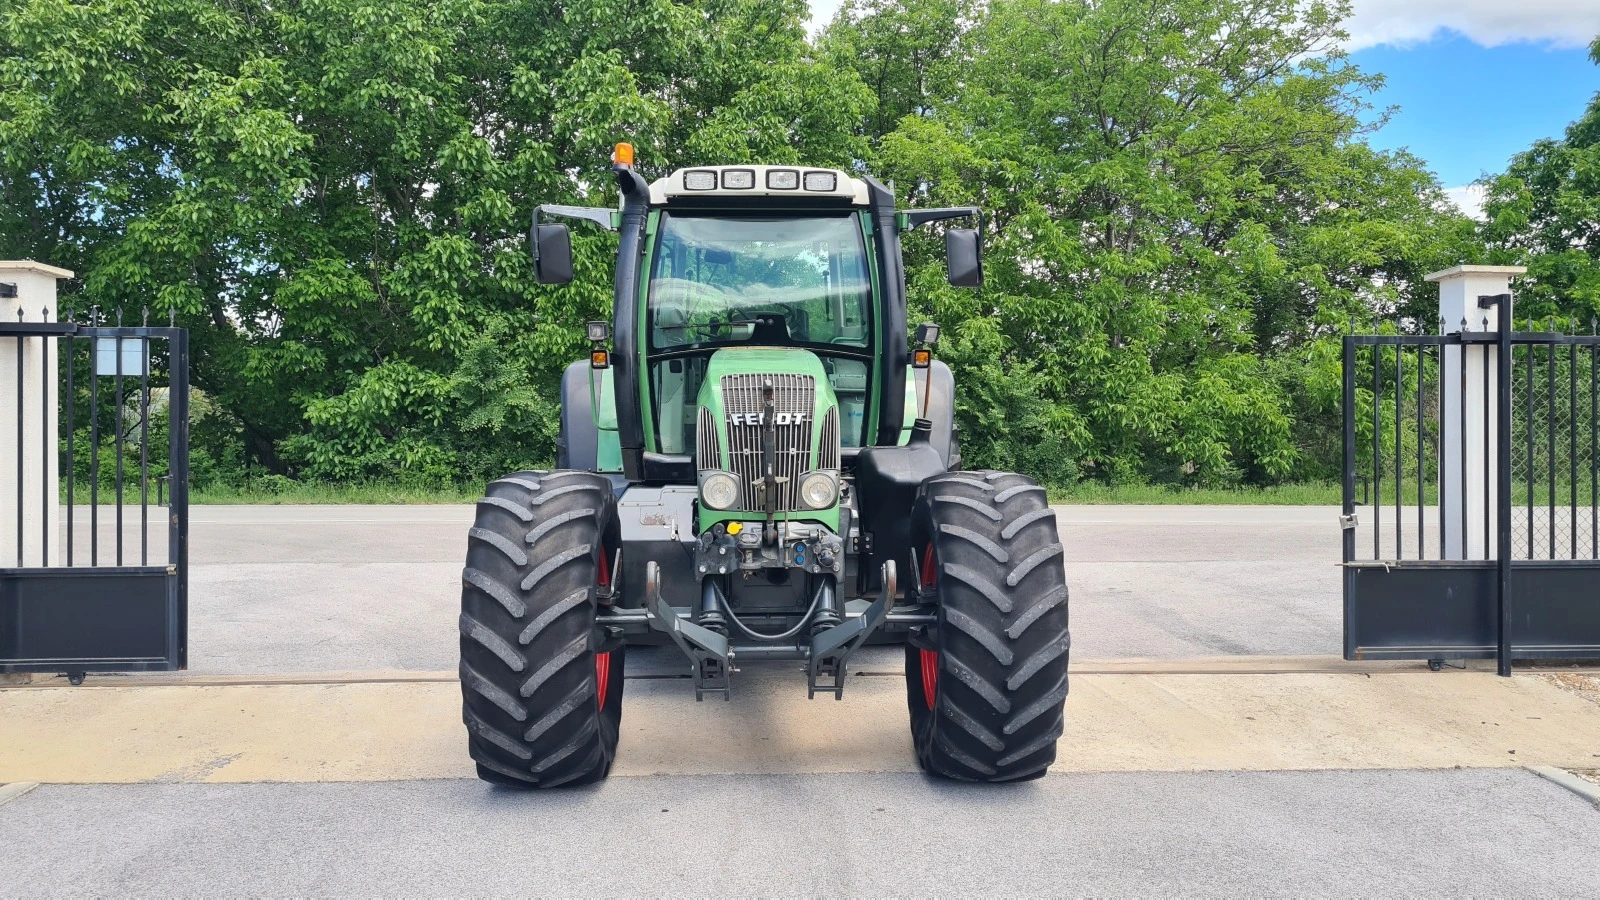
[1,308,190,675]
[1342,314,1600,674]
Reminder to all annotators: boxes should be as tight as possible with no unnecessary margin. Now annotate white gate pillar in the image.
[1430,264,1524,561]
[1,260,72,567]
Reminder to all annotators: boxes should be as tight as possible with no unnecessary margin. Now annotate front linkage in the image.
[611,557,918,701]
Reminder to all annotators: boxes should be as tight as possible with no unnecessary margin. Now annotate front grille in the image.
[721,373,815,512]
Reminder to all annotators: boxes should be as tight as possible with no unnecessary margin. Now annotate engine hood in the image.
[694,348,842,524]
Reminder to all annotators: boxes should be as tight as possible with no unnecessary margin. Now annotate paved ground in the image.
[3,769,1597,894]
[180,504,1344,673]
[13,503,1597,894]
[7,670,1600,782]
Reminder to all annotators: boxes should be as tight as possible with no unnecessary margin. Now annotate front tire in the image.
[459,470,624,788]
[905,470,1070,782]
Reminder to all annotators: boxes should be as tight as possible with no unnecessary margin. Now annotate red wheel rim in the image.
[919,648,938,709]
[595,544,612,708]
[595,651,611,708]
[919,541,938,709]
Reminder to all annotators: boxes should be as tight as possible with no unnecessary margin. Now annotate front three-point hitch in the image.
[638,559,906,701]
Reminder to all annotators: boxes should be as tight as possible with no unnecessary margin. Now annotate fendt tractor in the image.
[458,144,1071,787]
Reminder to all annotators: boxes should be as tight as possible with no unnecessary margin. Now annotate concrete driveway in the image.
[181,504,1343,674]
[3,770,1598,895]
[11,502,1597,894]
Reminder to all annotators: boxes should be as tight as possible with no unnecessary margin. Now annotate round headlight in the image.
[700,471,740,510]
[799,471,838,510]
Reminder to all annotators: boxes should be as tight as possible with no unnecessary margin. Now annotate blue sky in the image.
[807,1,1600,216]
[1354,33,1598,203]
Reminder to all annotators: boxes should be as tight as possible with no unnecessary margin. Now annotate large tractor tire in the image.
[459,470,624,788]
[905,470,1070,782]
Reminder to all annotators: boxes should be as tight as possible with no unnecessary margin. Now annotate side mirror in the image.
[945,228,983,288]
[532,223,574,285]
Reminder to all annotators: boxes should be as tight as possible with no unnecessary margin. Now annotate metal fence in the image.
[1342,311,1600,674]
[0,309,190,678]
[1510,338,1598,560]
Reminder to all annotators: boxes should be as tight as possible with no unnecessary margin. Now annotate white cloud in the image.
[1345,1,1600,51]
[1443,184,1487,220]
[807,0,845,32]
[806,0,1600,47]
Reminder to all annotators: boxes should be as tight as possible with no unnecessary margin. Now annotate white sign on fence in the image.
[94,336,148,377]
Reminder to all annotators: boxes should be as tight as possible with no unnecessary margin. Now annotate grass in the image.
[64,478,1354,506]
[186,478,1589,506]
[1046,481,1344,505]
[64,481,481,505]
[189,482,482,505]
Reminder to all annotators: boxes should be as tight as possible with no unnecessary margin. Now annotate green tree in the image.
[1482,37,1600,328]
[5,0,1490,490]
[1,0,867,482]
[828,0,1477,485]
[820,0,974,142]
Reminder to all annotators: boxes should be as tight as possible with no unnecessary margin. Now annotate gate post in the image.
[0,260,72,567]
[1429,264,1524,561]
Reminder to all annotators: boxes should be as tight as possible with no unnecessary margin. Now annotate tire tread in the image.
[906,470,1071,782]
[459,470,622,789]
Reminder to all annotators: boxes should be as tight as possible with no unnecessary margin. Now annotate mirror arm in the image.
[536,204,620,232]
[900,207,982,232]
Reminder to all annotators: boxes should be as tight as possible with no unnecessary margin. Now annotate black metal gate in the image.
[1,311,189,678]
[1342,311,1600,674]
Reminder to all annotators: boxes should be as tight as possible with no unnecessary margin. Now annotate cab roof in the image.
[649,165,870,206]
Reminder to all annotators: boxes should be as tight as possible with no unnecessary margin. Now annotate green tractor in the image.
[459,145,1070,787]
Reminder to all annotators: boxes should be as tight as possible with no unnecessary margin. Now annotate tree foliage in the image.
[828,0,1477,483]
[1,0,866,483]
[2,0,1497,487]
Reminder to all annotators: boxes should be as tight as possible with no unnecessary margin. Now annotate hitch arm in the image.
[807,560,897,700]
[643,561,733,701]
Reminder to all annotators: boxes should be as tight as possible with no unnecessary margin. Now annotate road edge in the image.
[0,782,39,809]
[1527,766,1600,807]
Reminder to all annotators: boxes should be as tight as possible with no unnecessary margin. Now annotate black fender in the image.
[557,359,599,472]
[916,360,959,470]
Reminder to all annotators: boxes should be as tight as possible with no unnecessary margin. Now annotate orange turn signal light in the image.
[613,142,635,167]
[912,348,932,368]
[591,349,610,369]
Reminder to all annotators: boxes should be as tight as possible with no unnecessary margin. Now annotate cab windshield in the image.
[647,213,871,351]
[645,212,875,455]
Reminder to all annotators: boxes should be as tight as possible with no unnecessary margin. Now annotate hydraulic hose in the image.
[714,578,830,642]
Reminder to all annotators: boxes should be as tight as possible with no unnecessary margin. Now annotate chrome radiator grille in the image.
[818,407,840,470]
[696,406,721,467]
[720,373,815,512]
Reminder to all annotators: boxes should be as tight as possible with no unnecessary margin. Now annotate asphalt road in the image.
[3,769,1597,894]
[180,504,1344,674]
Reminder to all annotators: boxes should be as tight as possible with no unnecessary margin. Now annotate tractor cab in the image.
[643,193,875,459]
[536,155,977,489]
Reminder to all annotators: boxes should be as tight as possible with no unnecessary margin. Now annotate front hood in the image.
[694,348,841,513]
